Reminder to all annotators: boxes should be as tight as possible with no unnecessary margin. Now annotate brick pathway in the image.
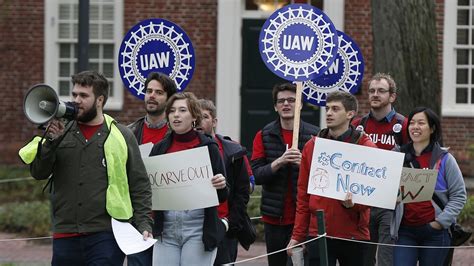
[0,232,472,266]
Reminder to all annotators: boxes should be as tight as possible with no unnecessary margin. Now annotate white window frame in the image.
[44,0,123,110]
[442,1,474,117]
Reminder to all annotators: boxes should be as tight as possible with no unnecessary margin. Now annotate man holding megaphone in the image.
[19,70,152,266]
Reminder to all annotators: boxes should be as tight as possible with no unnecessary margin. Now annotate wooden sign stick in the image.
[292,81,303,149]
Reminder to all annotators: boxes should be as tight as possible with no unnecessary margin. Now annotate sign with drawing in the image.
[308,138,404,209]
[142,146,218,210]
[397,167,438,203]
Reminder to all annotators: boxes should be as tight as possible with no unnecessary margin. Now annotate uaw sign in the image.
[259,4,338,81]
[118,18,195,100]
[302,31,365,106]
[308,138,404,210]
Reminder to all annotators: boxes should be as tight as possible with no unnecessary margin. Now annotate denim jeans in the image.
[52,231,125,266]
[363,207,394,266]
[263,223,293,266]
[153,209,217,265]
[393,224,450,266]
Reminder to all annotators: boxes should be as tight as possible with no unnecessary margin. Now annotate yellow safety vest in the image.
[18,114,133,220]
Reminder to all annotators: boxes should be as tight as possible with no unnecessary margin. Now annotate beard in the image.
[77,104,98,123]
[146,102,166,116]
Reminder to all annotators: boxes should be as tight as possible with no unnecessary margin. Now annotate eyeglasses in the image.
[276,97,296,104]
[368,88,390,94]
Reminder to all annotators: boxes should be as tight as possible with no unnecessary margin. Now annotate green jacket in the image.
[24,115,152,234]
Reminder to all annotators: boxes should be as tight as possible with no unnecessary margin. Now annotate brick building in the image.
[1,0,473,178]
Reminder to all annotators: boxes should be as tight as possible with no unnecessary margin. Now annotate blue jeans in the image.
[393,224,450,266]
[153,209,217,265]
[52,231,125,266]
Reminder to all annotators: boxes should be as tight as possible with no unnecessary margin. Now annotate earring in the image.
[192,120,196,128]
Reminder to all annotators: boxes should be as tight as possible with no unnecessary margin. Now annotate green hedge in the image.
[0,200,51,236]
[0,165,51,236]
[458,194,474,225]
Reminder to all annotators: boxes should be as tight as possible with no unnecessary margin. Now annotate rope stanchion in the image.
[0,236,52,242]
[0,177,33,184]
[326,235,474,249]
[233,233,327,264]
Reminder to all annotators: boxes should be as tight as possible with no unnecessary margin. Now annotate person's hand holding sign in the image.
[211,173,226,189]
[341,192,355,208]
[271,147,302,172]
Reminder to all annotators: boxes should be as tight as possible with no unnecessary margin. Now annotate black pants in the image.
[306,238,366,266]
[214,236,238,265]
[264,223,293,266]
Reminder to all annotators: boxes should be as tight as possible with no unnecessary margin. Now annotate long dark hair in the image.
[407,107,443,146]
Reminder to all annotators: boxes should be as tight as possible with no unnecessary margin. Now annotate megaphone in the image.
[23,84,77,124]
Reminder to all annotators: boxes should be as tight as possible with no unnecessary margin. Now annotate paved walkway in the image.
[0,232,473,265]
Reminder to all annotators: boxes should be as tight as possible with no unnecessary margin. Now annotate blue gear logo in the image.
[119,19,195,100]
[259,4,338,81]
[302,31,365,106]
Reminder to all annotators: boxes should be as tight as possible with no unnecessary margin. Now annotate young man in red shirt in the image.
[288,91,376,266]
[251,83,319,266]
[127,72,176,266]
[352,73,408,266]
[128,72,177,146]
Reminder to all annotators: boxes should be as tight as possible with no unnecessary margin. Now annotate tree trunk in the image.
[372,0,440,116]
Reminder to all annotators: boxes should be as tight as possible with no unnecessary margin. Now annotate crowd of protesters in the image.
[19,71,467,266]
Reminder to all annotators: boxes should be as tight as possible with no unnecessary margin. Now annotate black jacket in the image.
[251,119,319,218]
[215,134,252,237]
[149,131,228,251]
[127,117,146,144]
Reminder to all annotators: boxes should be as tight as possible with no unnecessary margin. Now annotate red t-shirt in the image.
[352,112,408,150]
[251,128,295,225]
[78,123,102,141]
[402,152,435,226]
[142,123,169,144]
[214,137,230,219]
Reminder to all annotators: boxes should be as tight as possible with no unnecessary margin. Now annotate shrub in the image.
[0,201,51,236]
[458,194,474,226]
[247,186,264,241]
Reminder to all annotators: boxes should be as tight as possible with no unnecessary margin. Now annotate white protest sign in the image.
[142,146,218,210]
[397,167,438,203]
[138,142,153,158]
[308,138,404,210]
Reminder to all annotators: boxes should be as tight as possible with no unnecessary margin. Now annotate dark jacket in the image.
[128,117,146,144]
[149,131,228,251]
[251,119,319,218]
[30,119,153,234]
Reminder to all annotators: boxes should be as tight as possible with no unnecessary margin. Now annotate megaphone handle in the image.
[36,120,74,160]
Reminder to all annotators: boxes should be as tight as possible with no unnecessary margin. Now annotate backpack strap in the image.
[392,113,406,146]
[432,153,449,210]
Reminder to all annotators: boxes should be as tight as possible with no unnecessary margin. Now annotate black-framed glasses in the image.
[276,97,296,104]
[368,88,390,94]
